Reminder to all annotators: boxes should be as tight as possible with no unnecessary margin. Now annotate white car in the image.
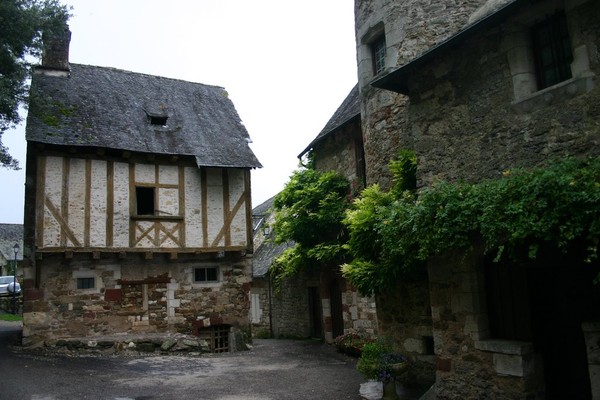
[0,276,21,296]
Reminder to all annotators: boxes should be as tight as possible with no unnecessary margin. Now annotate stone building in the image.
[22,29,262,351]
[358,0,600,398]
[298,84,378,343]
[250,85,378,342]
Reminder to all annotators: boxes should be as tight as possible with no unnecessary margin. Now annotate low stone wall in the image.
[44,334,212,355]
[0,296,22,314]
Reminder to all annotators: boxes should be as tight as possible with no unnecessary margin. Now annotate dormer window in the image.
[149,115,168,126]
[144,107,169,127]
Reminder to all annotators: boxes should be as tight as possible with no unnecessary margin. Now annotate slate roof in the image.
[0,224,23,262]
[252,195,276,233]
[26,64,262,169]
[251,195,294,278]
[298,84,360,158]
[253,239,294,278]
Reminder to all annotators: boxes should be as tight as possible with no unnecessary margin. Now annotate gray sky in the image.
[0,0,357,223]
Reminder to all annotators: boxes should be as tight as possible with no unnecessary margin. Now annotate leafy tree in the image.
[0,0,70,168]
[269,167,351,287]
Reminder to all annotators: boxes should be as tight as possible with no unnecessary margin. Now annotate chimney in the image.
[42,27,71,71]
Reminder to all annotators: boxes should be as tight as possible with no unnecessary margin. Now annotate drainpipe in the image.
[268,273,274,337]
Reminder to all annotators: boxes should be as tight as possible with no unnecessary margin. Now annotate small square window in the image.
[371,35,387,75]
[531,12,573,90]
[136,186,155,215]
[195,266,219,283]
[77,277,95,290]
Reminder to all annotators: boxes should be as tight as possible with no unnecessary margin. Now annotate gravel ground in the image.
[0,320,366,400]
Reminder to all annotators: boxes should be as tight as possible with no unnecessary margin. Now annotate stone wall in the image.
[376,280,435,387]
[313,119,365,191]
[270,273,312,338]
[355,0,488,189]
[428,248,545,400]
[249,277,271,337]
[407,0,600,186]
[22,252,252,349]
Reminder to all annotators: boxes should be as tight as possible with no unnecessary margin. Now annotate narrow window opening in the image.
[195,266,219,283]
[371,35,387,76]
[77,277,95,290]
[149,115,168,126]
[136,186,155,215]
[531,11,573,90]
[423,336,435,355]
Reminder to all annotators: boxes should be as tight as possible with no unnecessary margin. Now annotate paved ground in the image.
[0,320,366,400]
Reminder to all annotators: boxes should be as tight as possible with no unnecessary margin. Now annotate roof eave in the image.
[371,0,530,94]
[297,113,360,159]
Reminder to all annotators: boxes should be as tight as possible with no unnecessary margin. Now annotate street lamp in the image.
[12,243,19,314]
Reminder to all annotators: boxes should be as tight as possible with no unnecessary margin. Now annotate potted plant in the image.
[356,338,407,399]
[334,331,373,357]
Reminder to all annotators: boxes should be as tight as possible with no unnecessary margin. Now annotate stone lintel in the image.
[475,339,533,355]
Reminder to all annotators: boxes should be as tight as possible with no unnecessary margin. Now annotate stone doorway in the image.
[308,286,322,339]
[484,243,600,399]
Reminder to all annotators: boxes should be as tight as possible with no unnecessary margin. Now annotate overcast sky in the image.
[0,0,357,224]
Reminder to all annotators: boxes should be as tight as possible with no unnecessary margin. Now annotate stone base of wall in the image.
[22,253,252,350]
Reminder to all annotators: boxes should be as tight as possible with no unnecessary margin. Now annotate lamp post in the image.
[12,243,19,314]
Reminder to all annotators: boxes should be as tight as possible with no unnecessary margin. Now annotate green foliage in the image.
[333,331,374,357]
[270,168,351,287]
[356,337,406,382]
[388,149,417,195]
[343,151,423,295]
[343,156,600,295]
[0,313,22,322]
[0,0,71,168]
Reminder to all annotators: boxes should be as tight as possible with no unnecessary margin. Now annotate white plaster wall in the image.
[89,160,107,247]
[134,220,154,248]
[228,169,247,246]
[158,188,178,216]
[43,156,63,247]
[112,162,130,247]
[206,168,225,246]
[67,158,86,245]
[184,166,203,247]
[39,156,250,250]
[158,165,178,185]
[135,163,155,183]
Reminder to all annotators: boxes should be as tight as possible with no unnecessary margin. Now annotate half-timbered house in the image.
[22,30,262,350]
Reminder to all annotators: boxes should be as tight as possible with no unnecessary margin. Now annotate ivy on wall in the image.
[343,156,600,295]
[270,153,600,295]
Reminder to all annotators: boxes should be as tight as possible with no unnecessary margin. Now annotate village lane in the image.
[0,321,365,400]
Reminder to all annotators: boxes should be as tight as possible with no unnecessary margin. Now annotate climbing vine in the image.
[343,156,600,295]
